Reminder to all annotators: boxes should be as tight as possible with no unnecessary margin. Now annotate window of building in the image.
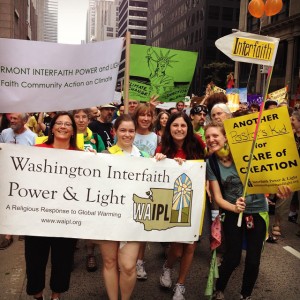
[273,41,287,77]
[184,35,189,47]
[107,32,114,37]
[14,9,20,20]
[191,14,195,26]
[133,1,148,8]
[222,7,233,21]
[190,32,194,45]
[200,8,204,21]
[187,15,191,27]
[221,27,232,36]
[207,26,219,40]
[206,46,217,61]
[247,15,260,32]
[235,9,239,22]
[208,5,220,20]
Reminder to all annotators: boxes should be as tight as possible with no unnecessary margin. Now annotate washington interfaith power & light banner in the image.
[0,144,206,242]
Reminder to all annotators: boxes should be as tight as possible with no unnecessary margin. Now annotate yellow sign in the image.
[226,93,240,112]
[268,86,288,103]
[224,107,300,194]
[213,85,226,94]
[232,37,275,61]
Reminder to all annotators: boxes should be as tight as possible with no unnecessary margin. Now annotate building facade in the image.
[147,0,240,95]
[86,0,97,42]
[237,0,300,102]
[36,0,58,42]
[118,0,148,87]
[87,0,119,42]
[95,0,119,41]
[118,0,148,42]
[0,0,38,40]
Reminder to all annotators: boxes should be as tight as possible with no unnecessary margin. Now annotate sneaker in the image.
[160,262,172,288]
[173,283,185,300]
[0,238,13,250]
[213,290,225,300]
[240,296,252,300]
[266,235,278,243]
[86,254,97,272]
[288,214,298,223]
[136,261,147,280]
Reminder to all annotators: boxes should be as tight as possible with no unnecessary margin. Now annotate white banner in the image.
[215,32,279,66]
[0,144,206,242]
[0,38,123,113]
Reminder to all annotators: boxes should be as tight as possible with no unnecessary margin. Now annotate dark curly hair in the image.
[161,112,204,159]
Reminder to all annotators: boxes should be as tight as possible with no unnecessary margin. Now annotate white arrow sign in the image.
[215,31,280,66]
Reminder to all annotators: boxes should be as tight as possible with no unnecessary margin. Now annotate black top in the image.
[88,120,114,148]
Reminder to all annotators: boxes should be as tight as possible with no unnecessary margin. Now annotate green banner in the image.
[129,45,198,102]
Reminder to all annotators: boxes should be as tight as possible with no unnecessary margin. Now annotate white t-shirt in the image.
[0,128,36,145]
[122,145,142,157]
[134,132,157,157]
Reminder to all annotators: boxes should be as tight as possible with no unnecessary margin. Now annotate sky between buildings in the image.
[57,0,89,44]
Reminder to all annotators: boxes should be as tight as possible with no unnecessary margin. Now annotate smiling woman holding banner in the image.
[25,112,78,300]
[94,114,149,300]
[205,122,291,300]
[155,112,205,300]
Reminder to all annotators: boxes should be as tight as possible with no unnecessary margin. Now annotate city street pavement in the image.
[1,216,299,300]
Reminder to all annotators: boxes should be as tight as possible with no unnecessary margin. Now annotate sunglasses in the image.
[192,106,208,115]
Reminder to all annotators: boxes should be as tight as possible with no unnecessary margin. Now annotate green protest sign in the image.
[129,45,198,102]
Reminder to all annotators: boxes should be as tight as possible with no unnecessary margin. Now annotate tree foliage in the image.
[203,62,234,89]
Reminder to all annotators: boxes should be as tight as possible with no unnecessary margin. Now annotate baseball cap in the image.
[100,103,116,109]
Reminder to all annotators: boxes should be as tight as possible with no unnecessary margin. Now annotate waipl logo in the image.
[132,173,193,231]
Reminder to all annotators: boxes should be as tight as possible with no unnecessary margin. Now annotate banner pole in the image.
[124,31,131,114]
[237,66,274,227]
